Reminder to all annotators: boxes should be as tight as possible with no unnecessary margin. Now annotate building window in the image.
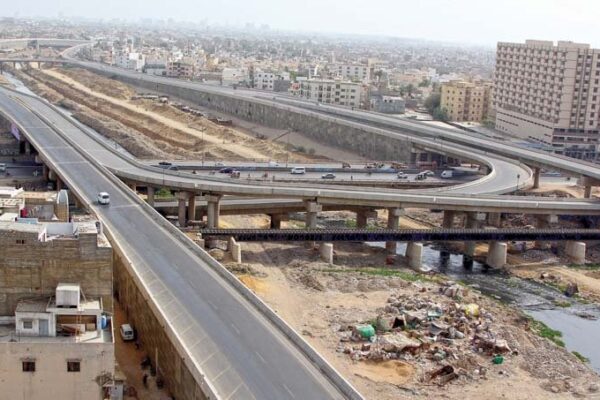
[16,239,25,245]
[67,361,81,372]
[22,320,33,329]
[22,361,35,372]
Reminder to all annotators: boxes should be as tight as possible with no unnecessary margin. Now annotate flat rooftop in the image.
[0,323,113,344]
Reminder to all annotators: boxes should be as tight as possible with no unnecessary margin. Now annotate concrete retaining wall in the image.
[97,70,411,162]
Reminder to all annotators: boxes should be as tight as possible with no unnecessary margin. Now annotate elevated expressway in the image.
[0,90,358,399]
[2,87,599,216]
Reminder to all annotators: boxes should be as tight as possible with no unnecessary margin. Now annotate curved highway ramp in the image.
[0,91,360,398]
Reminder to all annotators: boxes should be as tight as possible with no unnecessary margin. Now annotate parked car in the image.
[215,162,225,167]
[422,170,435,177]
[291,167,306,175]
[230,170,241,178]
[415,172,427,181]
[219,167,233,174]
[120,324,135,341]
[321,173,336,179]
[158,161,172,166]
[97,192,110,205]
[0,163,6,172]
[397,172,408,179]
[268,161,279,167]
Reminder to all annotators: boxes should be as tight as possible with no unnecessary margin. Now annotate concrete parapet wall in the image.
[565,241,586,264]
[320,243,334,264]
[405,242,423,270]
[229,237,242,264]
[486,242,507,268]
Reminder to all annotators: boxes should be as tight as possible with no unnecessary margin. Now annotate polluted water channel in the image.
[369,240,600,372]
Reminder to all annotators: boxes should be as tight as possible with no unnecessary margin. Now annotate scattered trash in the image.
[462,303,480,318]
[564,282,579,297]
[353,324,375,340]
[492,354,504,365]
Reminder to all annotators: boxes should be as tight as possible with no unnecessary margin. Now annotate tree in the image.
[433,107,449,122]
[424,92,441,114]
[418,78,430,88]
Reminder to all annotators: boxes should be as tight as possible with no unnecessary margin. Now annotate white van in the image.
[0,163,6,172]
[440,170,454,179]
[291,167,306,175]
[120,324,134,341]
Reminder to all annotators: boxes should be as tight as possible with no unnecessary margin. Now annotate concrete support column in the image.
[584,185,593,199]
[356,208,377,229]
[187,194,197,222]
[532,167,541,189]
[486,242,507,268]
[464,212,486,257]
[565,241,586,265]
[269,214,288,229]
[580,176,600,198]
[229,237,242,264]
[487,212,502,228]
[535,215,557,249]
[320,243,334,264]
[176,192,189,227]
[206,194,222,229]
[146,187,155,207]
[56,176,64,191]
[304,201,322,229]
[386,207,404,254]
[42,164,49,181]
[442,210,456,229]
[128,182,137,192]
[405,242,423,270]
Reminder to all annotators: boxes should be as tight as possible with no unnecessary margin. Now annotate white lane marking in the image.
[56,161,89,165]
[212,365,230,381]
[230,322,240,336]
[254,351,266,364]
[105,204,139,210]
[224,383,245,400]
[282,383,296,398]
[207,299,219,310]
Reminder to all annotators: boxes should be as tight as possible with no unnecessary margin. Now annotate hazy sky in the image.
[4,0,600,47]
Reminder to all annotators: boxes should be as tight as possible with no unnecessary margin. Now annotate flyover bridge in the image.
[0,89,358,399]
[199,228,600,242]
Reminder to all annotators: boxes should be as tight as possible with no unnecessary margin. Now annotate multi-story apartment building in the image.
[253,71,275,90]
[294,79,367,108]
[167,57,195,79]
[441,80,492,122]
[334,64,371,83]
[494,40,600,159]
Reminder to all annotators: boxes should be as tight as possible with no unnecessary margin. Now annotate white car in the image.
[119,324,134,341]
[291,167,306,174]
[397,172,408,179]
[97,192,110,205]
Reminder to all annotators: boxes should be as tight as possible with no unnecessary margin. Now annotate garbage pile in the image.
[337,282,515,384]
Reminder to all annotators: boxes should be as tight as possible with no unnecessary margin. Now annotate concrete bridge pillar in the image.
[386,207,404,254]
[229,237,242,264]
[146,187,155,207]
[464,212,486,257]
[486,242,507,268]
[304,201,322,229]
[206,194,222,229]
[42,164,49,181]
[442,210,456,229]
[535,214,557,249]
[532,167,541,189]
[405,242,423,270]
[580,176,600,198]
[356,208,377,229]
[269,214,288,229]
[187,194,197,222]
[176,191,189,227]
[565,241,586,265]
[320,243,334,264]
[56,176,64,191]
[487,212,502,228]
[128,182,137,192]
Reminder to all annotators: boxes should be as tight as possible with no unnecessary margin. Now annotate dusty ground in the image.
[113,301,172,400]
[14,66,330,163]
[216,214,600,400]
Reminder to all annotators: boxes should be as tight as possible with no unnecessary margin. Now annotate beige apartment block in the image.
[296,78,367,108]
[494,40,600,159]
[441,80,492,122]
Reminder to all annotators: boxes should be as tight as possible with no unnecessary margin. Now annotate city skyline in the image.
[2,0,600,47]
